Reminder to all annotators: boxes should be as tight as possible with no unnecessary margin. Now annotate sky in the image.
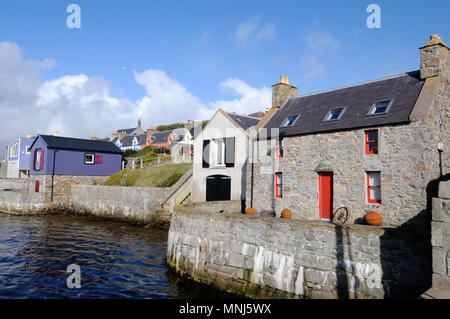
[0,0,449,155]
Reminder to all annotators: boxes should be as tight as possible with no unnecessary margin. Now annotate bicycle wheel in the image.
[333,207,349,224]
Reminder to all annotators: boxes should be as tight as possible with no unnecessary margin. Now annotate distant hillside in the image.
[156,123,184,132]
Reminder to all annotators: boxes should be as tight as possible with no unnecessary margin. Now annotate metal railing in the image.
[122,154,192,170]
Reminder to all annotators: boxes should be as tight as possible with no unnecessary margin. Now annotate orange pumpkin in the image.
[281,209,292,219]
[365,211,383,226]
[245,208,256,216]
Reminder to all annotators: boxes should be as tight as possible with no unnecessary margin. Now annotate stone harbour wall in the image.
[431,180,450,288]
[167,205,431,299]
[70,184,168,223]
[0,189,46,214]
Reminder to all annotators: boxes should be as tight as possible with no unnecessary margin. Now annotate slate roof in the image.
[261,71,425,139]
[150,131,172,144]
[248,111,266,118]
[226,112,261,131]
[121,135,135,147]
[136,133,147,145]
[116,127,137,135]
[35,135,123,154]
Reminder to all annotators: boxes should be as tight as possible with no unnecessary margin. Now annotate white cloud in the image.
[231,16,277,48]
[211,78,271,114]
[0,42,270,154]
[134,69,208,125]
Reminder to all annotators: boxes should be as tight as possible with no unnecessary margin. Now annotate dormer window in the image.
[323,107,345,122]
[368,100,392,116]
[281,115,299,127]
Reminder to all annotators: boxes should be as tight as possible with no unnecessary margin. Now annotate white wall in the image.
[192,111,249,202]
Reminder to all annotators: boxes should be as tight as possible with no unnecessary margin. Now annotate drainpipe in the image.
[438,143,444,177]
[250,138,255,208]
[51,148,56,202]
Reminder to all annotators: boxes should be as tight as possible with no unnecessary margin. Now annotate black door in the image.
[206,175,231,201]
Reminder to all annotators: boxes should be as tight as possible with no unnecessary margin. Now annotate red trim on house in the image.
[319,172,333,219]
[275,172,282,198]
[367,171,381,204]
[365,130,378,155]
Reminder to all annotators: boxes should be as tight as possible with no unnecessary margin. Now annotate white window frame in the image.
[281,115,299,128]
[85,153,95,165]
[34,149,42,170]
[25,146,31,154]
[323,107,346,122]
[215,138,225,167]
[9,143,18,158]
[367,100,393,116]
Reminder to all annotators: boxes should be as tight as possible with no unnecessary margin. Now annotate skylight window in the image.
[323,107,345,122]
[368,100,392,116]
[281,115,299,127]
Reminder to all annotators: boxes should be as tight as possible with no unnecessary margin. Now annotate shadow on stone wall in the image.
[379,174,449,298]
[334,174,450,299]
[335,225,356,298]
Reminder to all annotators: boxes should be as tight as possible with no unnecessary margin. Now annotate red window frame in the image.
[276,138,284,158]
[275,172,282,198]
[365,130,378,155]
[367,171,381,204]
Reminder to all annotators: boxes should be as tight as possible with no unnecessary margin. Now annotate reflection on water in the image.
[0,213,236,299]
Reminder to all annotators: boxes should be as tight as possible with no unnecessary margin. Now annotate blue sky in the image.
[0,0,449,151]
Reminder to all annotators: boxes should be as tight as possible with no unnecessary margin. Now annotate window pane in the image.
[217,139,224,165]
[277,173,282,185]
[85,154,94,163]
[35,151,41,170]
[282,116,298,127]
[325,108,344,121]
[330,110,341,120]
[368,141,378,152]
[369,172,381,186]
[370,187,381,200]
[277,185,282,196]
[370,101,390,115]
[367,131,378,141]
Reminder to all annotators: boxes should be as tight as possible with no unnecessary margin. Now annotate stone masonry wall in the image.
[70,184,168,223]
[167,205,431,299]
[0,178,30,191]
[431,180,450,288]
[29,175,109,204]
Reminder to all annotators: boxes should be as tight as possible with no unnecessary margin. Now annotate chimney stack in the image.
[420,34,449,80]
[53,131,61,137]
[272,75,298,109]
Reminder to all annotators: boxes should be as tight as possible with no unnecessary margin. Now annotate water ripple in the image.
[0,213,236,299]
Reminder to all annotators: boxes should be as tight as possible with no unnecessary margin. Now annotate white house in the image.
[192,109,260,202]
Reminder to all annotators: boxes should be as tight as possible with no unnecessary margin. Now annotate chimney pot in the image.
[431,34,440,40]
[280,75,290,84]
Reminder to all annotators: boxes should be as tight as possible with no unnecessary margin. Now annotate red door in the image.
[319,172,333,220]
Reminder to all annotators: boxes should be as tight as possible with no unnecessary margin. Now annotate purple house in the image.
[29,135,122,177]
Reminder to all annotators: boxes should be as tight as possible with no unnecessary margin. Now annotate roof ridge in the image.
[225,111,261,120]
[292,70,421,100]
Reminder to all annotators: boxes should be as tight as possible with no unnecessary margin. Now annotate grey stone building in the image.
[246,34,449,227]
